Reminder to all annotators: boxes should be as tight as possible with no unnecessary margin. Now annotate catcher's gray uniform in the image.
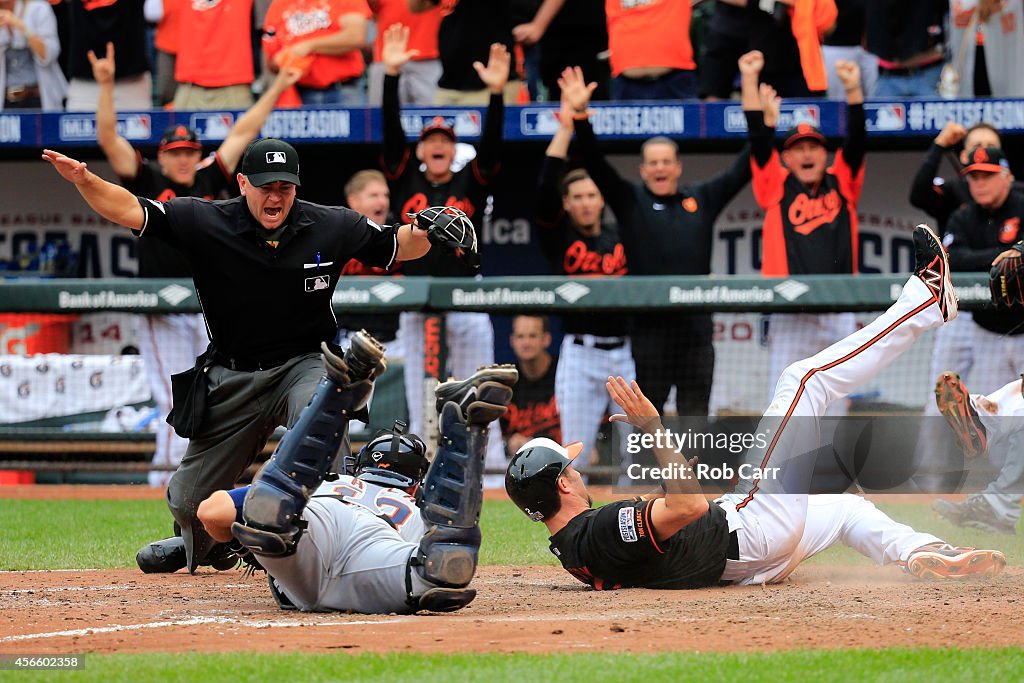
[236,475,430,613]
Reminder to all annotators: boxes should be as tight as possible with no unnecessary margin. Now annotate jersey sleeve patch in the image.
[618,506,638,542]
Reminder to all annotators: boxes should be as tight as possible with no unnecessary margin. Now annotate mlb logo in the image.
[266,151,287,164]
[520,109,561,136]
[305,275,330,292]
[119,114,151,140]
[189,113,233,139]
[454,111,482,137]
[865,104,906,132]
[779,104,820,130]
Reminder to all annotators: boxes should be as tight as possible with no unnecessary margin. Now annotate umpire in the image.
[43,139,466,573]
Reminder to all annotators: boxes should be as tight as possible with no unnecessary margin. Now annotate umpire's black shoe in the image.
[435,365,518,426]
[137,538,240,573]
[137,536,187,574]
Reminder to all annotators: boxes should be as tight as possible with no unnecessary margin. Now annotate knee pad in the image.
[236,376,373,557]
[414,523,482,588]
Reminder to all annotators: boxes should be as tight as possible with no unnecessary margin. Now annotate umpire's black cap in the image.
[240,138,301,187]
[505,438,583,522]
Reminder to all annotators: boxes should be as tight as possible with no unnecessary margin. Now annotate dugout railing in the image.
[0,273,994,480]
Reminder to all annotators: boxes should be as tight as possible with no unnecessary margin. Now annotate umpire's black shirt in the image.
[549,498,731,590]
[136,195,398,364]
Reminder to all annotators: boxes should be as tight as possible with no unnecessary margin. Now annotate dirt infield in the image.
[1,566,1022,655]
[1,486,1022,655]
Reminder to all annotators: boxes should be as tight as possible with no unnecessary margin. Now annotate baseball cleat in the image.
[935,371,987,458]
[905,543,1005,579]
[913,223,958,321]
[435,365,518,426]
[933,496,1017,535]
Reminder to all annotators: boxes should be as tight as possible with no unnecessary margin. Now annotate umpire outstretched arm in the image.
[40,149,433,260]
[606,377,709,541]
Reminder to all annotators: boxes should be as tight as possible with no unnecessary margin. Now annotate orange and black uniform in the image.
[549,499,732,590]
[747,106,865,276]
[500,361,561,445]
[536,154,628,339]
[123,152,232,278]
[380,73,503,276]
[574,117,751,415]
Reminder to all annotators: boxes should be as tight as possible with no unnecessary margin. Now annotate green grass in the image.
[1,498,1021,570]
[10,649,1024,683]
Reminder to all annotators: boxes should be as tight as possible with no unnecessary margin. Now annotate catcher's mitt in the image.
[409,206,480,269]
[989,242,1024,307]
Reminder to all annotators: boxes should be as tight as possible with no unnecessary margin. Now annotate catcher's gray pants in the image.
[974,377,1024,523]
[167,353,324,569]
[256,498,432,614]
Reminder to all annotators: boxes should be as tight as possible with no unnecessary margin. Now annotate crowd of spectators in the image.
[4,0,1024,112]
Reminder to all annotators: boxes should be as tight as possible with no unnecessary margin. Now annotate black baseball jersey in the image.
[136,196,399,362]
[500,361,561,443]
[549,499,732,590]
[123,152,232,278]
[536,155,628,338]
[946,189,1024,336]
[574,118,750,276]
[381,73,503,276]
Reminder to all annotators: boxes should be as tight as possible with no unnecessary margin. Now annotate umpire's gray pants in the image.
[167,353,324,568]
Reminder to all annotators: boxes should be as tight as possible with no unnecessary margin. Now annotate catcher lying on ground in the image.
[507,225,1006,589]
[198,334,517,613]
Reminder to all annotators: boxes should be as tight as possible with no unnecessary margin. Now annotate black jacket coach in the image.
[136,195,398,368]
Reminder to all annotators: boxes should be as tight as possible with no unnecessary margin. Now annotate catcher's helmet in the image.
[347,420,428,490]
[505,438,583,522]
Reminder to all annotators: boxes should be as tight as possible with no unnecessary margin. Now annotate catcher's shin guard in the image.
[411,404,491,611]
[233,335,384,557]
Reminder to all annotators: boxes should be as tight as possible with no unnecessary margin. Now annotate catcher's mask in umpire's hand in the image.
[505,438,584,522]
[347,420,428,490]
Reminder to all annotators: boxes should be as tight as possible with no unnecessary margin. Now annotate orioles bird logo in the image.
[1000,217,1020,243]
[682,197,698,213]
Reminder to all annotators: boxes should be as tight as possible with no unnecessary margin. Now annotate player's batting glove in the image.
[990,241,1024,308]
[410,206,480,269]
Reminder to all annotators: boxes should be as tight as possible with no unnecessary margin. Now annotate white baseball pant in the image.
[555,335,636,479]
[718,276,946,585]
[400,311,505,487]
[136,313,209,487]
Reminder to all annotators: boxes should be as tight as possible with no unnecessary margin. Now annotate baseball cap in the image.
[240,138,301,187]
[159,125,202,152]
[783,122,826,150]
[419,116,457,142]
[961,146,1010,175]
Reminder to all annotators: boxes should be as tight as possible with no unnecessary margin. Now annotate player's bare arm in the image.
[217,65,304,173]
[90,42,138,178]
[197,490,239,544]
[42,150,145,229]
[606,376,709,540]
[545,90,576,160]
